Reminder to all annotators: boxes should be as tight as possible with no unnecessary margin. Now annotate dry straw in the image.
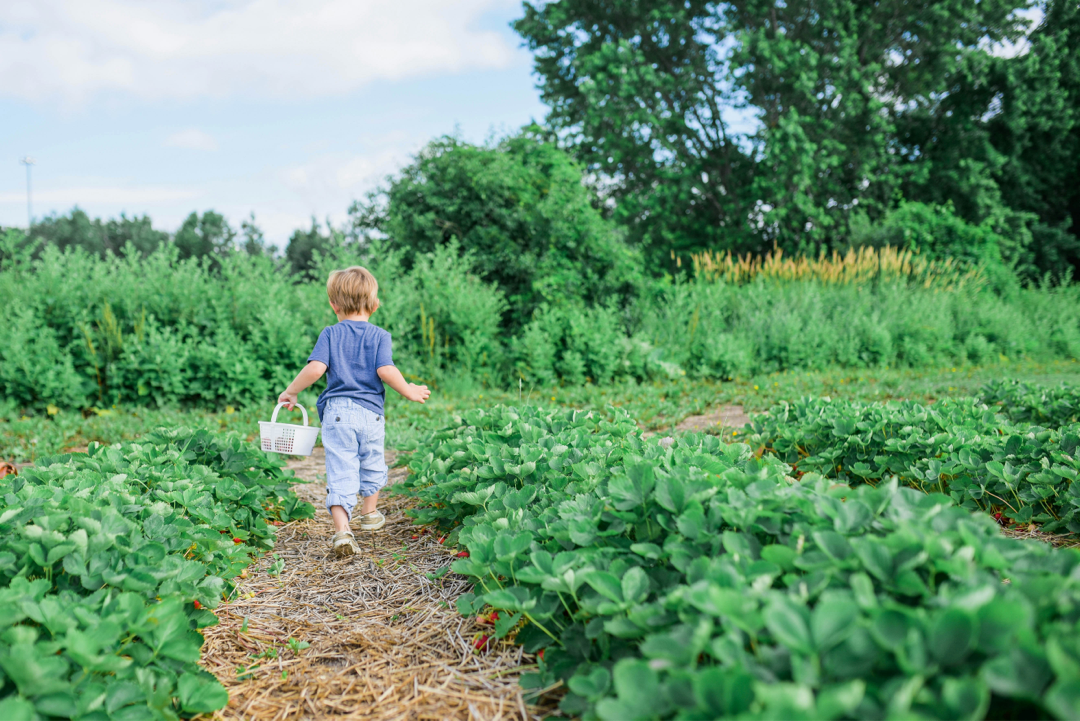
[199,451,556,721]
[690,244,983,291]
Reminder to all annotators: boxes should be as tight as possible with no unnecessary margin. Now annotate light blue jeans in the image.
[321,397,388,520]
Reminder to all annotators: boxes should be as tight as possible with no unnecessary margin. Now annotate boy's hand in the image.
[406,383,431,404]
[277,362,326,412]
[376,366,431,404]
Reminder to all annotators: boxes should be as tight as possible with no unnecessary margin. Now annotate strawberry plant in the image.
[745,397,1080,531]
[396,404,1080,720]
[977,380,1080,429]
[0,428,314,719]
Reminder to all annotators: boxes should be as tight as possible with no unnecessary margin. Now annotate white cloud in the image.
[279,146,413,206]
[0,0,519,104]
[164,128,218,151]
[0,185,200,205]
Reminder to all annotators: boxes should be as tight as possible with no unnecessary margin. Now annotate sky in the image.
[0,0,548,246]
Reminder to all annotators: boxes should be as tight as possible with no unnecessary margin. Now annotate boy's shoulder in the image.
[366,322,391,340]
[326,321,390,339]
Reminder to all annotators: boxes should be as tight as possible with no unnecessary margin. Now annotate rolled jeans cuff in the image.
[359,469,389,498]
[325,492,357,520]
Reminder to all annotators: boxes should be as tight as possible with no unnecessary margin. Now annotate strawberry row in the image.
[744,397,1080,531]
[396,404,1080,720]
[0,429,314,720]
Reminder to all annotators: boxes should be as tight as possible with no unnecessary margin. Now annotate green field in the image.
[393,370,1080,720]
[2,0,1078,713]
[5,359,1077,463]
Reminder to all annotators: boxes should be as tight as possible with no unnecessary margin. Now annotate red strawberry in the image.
[411,535,419,540]
[537,649,545,660]
[219,530,228,534]
[488,611,499,623]
[233,538,243,544]
[193,600,203,610]
[456,551,469,558]
[473,634,490,650]
[438,536,446,544]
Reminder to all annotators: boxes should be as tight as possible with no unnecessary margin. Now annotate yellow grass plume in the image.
[689,245,983,290]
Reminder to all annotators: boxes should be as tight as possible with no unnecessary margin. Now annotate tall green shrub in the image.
[0,234,508,410]
[349,129,643,328]
[642,278,1080,378]
[3,225,1078,411]
[850,202,1022,288]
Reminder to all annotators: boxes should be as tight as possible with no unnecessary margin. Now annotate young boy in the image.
[277,266,430,557]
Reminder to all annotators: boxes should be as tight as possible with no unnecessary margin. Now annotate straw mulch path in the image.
[1000,523,1080,549]
[200,449,555,721]
[674,404,750,433]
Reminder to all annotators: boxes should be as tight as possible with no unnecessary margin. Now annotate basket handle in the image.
[271,402,309,426]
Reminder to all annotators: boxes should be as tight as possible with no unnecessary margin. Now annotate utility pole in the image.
[19,156,35,228]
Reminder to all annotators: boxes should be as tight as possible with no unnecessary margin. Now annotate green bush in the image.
[852,202,1011,268]
[641,278,1080,378]
[349,129,644,329]
[110,323,193,407]
[513,304,676,387]
[0,232,508,410]
[395,404,1080,720]
[1,308,88,409]
[4,221,1079,412]
[0,428,313,718]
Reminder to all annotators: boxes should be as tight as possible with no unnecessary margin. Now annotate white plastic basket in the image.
[259,403,320,456]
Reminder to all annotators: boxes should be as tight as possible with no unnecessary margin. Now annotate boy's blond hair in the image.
[327,266,380,315]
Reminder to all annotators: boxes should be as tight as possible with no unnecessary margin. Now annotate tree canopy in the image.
[28,208,168,258]
[515,0,1078,278]
[174,211,236,260]
[986,0,1080,277]
[284,218,339,278]
[22,208,273,264]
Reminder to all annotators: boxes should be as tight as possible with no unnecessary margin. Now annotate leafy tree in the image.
[240,213,271,257]
[987,0,1080,279]
[28,207,168,257]
[174,210,236,260]
[284,218,339,278]
[515,0,1032,265]
[349,130,642,328]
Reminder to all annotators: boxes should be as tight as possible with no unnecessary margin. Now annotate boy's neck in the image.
[337,312,371,322]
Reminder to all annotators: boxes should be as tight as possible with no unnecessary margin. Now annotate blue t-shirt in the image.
[308,320,394,421]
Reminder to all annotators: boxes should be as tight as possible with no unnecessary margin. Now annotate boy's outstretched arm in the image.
[278,361,328,409]
[377,365,431,403]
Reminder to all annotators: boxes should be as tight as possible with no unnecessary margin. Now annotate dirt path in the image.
[202,449,546,721]
[674,405,750,433]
